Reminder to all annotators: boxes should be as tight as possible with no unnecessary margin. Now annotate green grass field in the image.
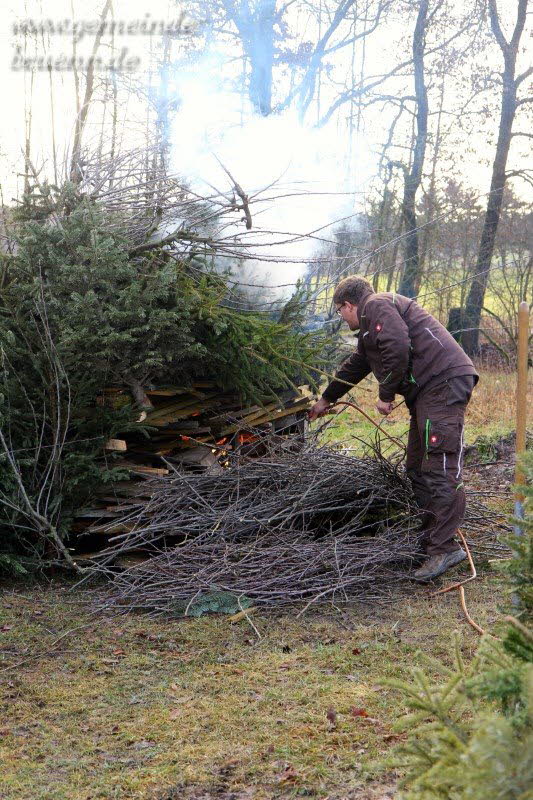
[315,367,523,453]
[0,578,508,800]
[0,366,530,800]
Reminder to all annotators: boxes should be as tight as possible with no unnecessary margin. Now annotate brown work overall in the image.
[405,375,475,555]
[322,292,479,556]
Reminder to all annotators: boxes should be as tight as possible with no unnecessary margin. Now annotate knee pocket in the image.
[421,472,465,512]
[423,451,459,472]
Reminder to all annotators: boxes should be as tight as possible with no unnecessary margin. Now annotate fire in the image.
[181,435,191,441]
[238,432,259,445]
[216,437,228,446]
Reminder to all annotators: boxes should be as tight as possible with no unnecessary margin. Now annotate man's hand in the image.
[308,397,332,421]
[376,399,394,416]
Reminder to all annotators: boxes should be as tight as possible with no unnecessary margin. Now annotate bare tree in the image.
[22,18,36,197]
[290,0,392,121]
[396,0,429,297]
[481,190,533,360]
[461,0,532,355]
[154,32,174,171]
[216,0,277,115]
[197,0,391,118]
[70,0,112,185]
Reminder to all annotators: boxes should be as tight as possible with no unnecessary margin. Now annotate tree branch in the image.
[488,0,509,52]
[127,229,214,257]
[516,65,533,85]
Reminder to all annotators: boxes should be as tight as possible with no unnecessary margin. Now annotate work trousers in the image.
[406,376,475,556]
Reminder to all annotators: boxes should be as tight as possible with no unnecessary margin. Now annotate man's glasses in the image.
[335,304,345,316]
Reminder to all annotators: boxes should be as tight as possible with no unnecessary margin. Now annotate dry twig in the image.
[85,440,509,617]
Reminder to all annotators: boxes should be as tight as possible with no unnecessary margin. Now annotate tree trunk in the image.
[398,0,429,298]
[225,0,276,116]
[461,0,529,355]
[109,3,118,189]
[40,23,58,187]
[248,2,275,115]
[70,0,112,185]
[22,24,35,198]
[156,33,172,171]
[418,58,446,295]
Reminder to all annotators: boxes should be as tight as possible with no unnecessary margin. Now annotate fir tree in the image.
[0,188,326,566]
[383,454,533,799]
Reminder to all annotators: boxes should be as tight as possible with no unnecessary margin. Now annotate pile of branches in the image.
[89,441,510,615]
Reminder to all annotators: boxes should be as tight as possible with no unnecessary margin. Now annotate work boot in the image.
[412,548,467,581]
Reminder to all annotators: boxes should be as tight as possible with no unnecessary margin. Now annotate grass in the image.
[316,367,529,451]
[0,577,506,800]
[1,366,529,800]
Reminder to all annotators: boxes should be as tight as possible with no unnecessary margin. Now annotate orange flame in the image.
[238,432,259,444]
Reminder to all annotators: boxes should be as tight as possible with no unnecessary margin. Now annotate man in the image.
[309,276,478,581]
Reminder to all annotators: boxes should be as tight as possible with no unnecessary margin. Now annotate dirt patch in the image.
[153,787,255,800]
[1,577,505,800]
[152,781,398,800]
[463,431,523,496]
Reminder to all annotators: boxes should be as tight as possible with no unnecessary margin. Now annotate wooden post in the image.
[515,300,530,502]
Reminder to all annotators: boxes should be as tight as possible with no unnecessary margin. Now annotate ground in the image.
[319,366,522,452]
[0,367,529,800]
[0,576,506,800]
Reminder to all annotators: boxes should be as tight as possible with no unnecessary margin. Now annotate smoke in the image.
[169,53,374,297]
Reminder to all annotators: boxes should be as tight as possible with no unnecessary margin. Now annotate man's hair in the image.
[332,276,374,306]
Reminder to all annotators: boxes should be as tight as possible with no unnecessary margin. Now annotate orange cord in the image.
[431,530,490,637]
[319,400,489,638]
[333,400,405,449]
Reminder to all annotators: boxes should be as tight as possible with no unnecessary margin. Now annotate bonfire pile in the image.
[72,383,311,549]
[86,441,509,615]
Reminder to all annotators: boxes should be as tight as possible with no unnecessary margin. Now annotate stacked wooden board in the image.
[71,383,312,558]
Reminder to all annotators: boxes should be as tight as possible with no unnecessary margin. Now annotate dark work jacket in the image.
[322,291,478,409]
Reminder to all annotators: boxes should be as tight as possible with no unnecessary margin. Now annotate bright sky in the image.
[0,0,530,285]
[1,0,175,195]
[0,0,371,284]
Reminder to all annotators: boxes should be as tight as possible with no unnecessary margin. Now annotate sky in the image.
[0,0,370,285]
[0,0,531,288]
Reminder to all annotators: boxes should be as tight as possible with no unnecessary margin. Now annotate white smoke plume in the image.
[169,54,375,297]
